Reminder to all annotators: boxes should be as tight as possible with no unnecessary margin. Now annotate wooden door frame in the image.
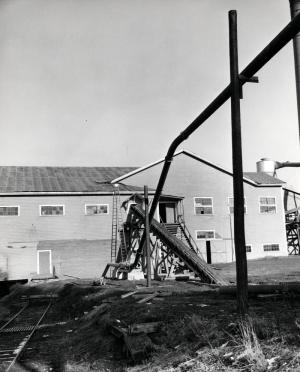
[37,249,52,275]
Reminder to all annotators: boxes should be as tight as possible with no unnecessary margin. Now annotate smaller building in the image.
[112,150,294,263]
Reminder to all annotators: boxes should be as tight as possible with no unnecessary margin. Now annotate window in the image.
[40,205,64,216]
[245,245,252,253]
[0,206,19,216]
[85,204,109,215]
[263,244,279,252]
[196,230,215,240]
[194,197,213,215]
[228,197,247,214]
[259,197,276,214]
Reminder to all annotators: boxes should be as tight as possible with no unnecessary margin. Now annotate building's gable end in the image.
[112,149,284,189]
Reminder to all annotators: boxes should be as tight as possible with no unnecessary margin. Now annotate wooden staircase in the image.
[130,205,227,285]
[164,222,200,255]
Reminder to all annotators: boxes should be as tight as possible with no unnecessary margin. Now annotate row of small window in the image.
[195,231,279,252]
[0,204,109,216]
[194,197,277,215]
[246,244,280,253]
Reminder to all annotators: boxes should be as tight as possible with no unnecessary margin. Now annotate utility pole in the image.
[144,185,151,287]
[229,10,248,315]
[289,0,300,141]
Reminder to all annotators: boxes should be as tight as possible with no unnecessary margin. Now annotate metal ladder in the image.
[110,187,127,263]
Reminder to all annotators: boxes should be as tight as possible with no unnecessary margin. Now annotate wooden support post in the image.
[229,10,248,315]
[206,241,212,264]
[144,186,151,287]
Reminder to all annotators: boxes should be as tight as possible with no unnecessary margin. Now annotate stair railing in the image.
[177,215,203,259]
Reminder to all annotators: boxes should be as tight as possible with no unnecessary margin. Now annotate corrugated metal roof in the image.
[0,166,139,193]
[243,172,285,185]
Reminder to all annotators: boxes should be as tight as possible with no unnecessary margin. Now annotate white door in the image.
[37,250,52,275]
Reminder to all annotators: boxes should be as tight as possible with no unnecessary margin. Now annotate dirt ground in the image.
[1,256,300,371]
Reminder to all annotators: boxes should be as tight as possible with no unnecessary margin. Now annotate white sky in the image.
[0,0,299,189]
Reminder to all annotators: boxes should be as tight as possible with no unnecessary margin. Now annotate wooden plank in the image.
[21,294,58,299]
[102,264,110,278]
[121,291,137,299]
[128,322,161,335]
[175,275,190,281]
[137,293,158,304]
[110,325,127,339]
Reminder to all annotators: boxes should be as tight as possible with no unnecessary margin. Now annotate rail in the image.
[0,298,54,371]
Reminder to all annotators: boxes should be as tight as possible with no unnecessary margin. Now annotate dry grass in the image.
[126,315,283,372]
[236,318,268,371]
[64,360,122,371]
[2,280,300,371]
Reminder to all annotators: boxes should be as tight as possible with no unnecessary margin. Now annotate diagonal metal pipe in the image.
[131,11,300,269]
[276,161,300,168]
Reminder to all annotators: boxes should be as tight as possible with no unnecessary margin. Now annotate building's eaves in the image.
[0,183,154,196]
[0,190,156,197]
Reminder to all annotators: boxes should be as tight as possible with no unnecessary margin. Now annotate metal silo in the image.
[256,158,276,176]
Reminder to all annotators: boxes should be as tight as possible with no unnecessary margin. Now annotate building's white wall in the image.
[0,244,37,280]
[0,239,111,280]
[0,195,122,243]
[0,194,128,279]
[121,153,288,263]
[38,239,111,279]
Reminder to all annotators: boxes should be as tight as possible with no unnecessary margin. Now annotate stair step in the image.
[131,205,227,286]
[164,223,180,234]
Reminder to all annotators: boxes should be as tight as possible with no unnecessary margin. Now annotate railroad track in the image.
[0,296,55,372]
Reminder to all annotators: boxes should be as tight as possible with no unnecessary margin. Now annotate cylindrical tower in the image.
[289,0,300,140]
[256,158,276,176]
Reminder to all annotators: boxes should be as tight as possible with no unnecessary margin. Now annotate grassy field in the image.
[215,255,300,283]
